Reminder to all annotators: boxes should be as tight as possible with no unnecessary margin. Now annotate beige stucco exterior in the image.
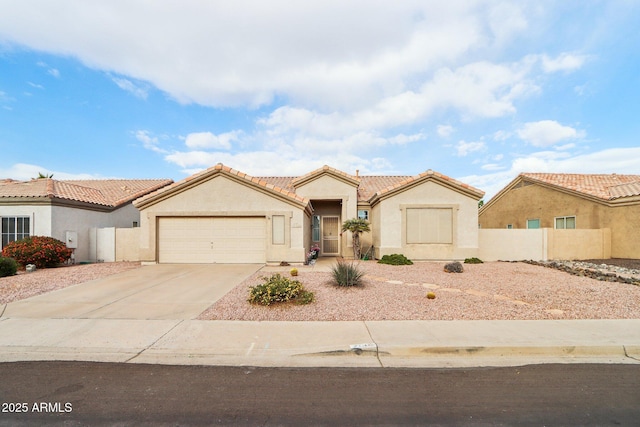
[136,173,310,263]
[479,179,640,259]
[292,173,363,258]
[479,228,611,261]
[372,179,482,260]
[132,164,484,263]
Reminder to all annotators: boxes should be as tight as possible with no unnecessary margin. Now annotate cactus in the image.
[290,268,298,276]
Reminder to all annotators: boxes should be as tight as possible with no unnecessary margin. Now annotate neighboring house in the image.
[479,173,640,259]
[0,178,173,262]
[134,163,484,264]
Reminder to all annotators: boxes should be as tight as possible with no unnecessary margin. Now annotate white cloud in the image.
[516,120,585,147]
[541,53,589,73]
[184,131,240,150]
[0,1,542,111]
[456,140,486,157]
[112,77,148,99]
[437,125,454,138]
[48,68,60,78]
[0,163,101,180]
[134,130,167,153]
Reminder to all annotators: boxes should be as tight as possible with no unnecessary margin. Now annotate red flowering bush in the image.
[1,236,72,268]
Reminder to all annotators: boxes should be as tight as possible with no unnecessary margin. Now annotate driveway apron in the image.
[1,264,261,320]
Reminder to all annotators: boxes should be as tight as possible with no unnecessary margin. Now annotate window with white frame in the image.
[1,216,30,248]
[406,207,453,244]
[526,219,540,229]
[357,209,369,221]
[555,216,576,229]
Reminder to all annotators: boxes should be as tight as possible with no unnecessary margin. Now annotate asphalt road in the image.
[1,362,639,426]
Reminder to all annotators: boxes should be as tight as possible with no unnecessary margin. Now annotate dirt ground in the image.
[580,258,640,270]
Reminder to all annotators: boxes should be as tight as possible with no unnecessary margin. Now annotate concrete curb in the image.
[1,319,640,368]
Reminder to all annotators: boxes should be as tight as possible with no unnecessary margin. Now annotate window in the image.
[506,224,513,229]
[1,216,30,248]
[526,219,540,229]
[272,215,285,245]
[312,215,320,242]
[406,208,453,244]
[555,216,576,229]
[357,209,369,221]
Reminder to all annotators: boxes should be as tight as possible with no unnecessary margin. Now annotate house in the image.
[133,163,485,264]
[0,178,173,262]
[479,173,640,259]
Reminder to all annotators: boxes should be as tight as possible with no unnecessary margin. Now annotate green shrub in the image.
[248,273,314,306]
[464,257,484,264]
[377,254,413,265]
[1,236,72,268]
[331,260,365,287]
[0,257,18,277]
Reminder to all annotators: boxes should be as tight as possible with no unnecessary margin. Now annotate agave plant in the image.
[331,259,364,287]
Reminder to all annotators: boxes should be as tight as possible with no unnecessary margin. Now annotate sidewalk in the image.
[1,317,639,368]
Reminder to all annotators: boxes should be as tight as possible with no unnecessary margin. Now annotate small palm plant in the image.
[341,218,370,260]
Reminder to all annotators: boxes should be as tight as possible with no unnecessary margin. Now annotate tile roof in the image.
[0,178,173,208]
[134,163,309,208]
[134,163,484,208]
[520,173,640,201]
[291,165,360,187]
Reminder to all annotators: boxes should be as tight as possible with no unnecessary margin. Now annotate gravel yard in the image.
[3,260,639,321]
[0,262,141,304]
[198,261,640,321]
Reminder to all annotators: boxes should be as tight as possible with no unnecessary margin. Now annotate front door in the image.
[322,216,340,256]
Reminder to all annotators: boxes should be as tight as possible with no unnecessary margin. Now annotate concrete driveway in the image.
[1,264,261,320]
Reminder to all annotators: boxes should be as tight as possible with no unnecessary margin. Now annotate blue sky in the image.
[1,1,639,200]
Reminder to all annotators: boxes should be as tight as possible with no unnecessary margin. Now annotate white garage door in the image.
[158,217,266,263]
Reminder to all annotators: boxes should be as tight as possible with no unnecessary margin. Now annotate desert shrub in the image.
[290,268,298,276]
[1,236,72,268]
[377,254,413,265]
[464,257,484,264]
[426,291,436,299]
[331,260,365,287]
[248,273,314,306]
[444,261,464,273]
[0,257,18,277]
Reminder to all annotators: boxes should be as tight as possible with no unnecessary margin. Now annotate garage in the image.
[158,217,266,264]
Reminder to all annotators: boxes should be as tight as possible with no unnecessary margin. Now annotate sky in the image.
[1,1,639,201]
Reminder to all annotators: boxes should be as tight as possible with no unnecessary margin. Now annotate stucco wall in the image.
[604,204,640,259]
[479,229,547,261]
[116,227,141,261]
[479,182,639,259]
[479,228,611,261]
[479,183,606,229]
[374,181,480,260]
[294,175,359,257]
[0,205,52,245]
[52,203,139,262]
[138,175,307,263]
[0,203,139,262]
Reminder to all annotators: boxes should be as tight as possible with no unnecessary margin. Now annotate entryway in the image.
[310,200,342,257]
